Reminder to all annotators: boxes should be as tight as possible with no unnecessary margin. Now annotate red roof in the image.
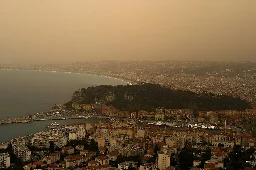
[108,151,119,157]
[33,161,44,165]
[81,150,89,153]
[96,155,108,160]
[205,163,216,169]
[100,164,111,168]
[83,166,99,170]
[62,146,74,151]
[25,164,33,168]
[88,160,100,166]
[49,163,59,168]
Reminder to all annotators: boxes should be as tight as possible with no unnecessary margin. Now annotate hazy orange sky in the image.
[1,1,256,64]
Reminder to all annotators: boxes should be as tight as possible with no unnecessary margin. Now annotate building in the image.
[86,123,94,131]
[96,137,106,148]
[65,155,83,168]
[32,136,50,148]
[139,163,157,170]
[118,161,138,170]
[62,146,75,155]
[0,153,10,169]
[68,132,77,141]
[95,155,109,165]
[157,147,171,170]
[13,145,31,162]
[137,129,146,138]
[42,152,61,165]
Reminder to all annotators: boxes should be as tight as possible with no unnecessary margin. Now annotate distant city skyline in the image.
[1,1,256,64]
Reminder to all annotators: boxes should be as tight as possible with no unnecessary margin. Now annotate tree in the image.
[89,139,99,153]
[128,165,136,170]
[36,165,42,169]
[192,109,199,118]
[49,141,55,153]
[67,139,82,146]
[66,84,251,113]
[226,145,243,169]
[154,144,159,155]
[84,140,90,150]
[147,144,159,163]
[218,143,225,148]
[170,153,178,166]
[199,149,211,168]
[178,148,194,170]
[146,157,156,164]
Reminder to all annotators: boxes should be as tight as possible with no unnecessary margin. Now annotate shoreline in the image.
[0,68,133,85]
[0,68,131,120]
[0,115,110,126]
[0,115,221,145]
[0,68,135,143]
[0,116,109,144]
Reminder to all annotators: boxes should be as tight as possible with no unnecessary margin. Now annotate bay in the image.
[0,70,126,119]
[0,70,126,143]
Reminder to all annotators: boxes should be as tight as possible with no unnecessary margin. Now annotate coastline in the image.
[0,69,134,143]
[0,68,132,85]
[0,117,106,144]
[0,69,129,119]
[0,113,108,126]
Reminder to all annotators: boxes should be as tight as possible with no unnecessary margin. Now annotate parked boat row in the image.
[145,120,218,130]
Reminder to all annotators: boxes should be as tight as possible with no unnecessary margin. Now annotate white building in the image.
[68,132,77,141]
[86,123,93,131]
[157,146,171,170]
[14,145,31,162]
[77,126,86,140]
[55,136,68,148]
[0,153,10,169]
[32,136,50,148]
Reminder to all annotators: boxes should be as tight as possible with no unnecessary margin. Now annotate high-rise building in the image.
[157,146,171,170]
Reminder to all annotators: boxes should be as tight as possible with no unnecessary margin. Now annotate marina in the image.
[0,117,106,143]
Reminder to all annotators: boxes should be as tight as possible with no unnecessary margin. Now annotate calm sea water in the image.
[0,70,126,143]
[0,70,126,119]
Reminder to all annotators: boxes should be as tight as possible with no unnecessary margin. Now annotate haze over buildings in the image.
[1,0,256,64]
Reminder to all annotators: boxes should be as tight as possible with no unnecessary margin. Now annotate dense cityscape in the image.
[1,0,256,169]
[1,61,255,102]
[1,104,256,170]
[0,61,256,170]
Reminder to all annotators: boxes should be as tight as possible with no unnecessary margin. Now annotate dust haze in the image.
[1,0,256,64]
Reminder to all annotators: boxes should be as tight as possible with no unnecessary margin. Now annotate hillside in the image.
[66,84,251,112]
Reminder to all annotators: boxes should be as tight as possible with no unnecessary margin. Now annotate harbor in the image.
[0,109,93,125]
[0,117,106,143]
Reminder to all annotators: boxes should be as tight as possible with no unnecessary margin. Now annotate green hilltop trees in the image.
[66,83,251,112]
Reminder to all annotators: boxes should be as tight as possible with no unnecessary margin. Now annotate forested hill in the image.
[67,84,251,112]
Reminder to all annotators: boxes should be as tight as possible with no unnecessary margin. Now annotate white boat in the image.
[47,122,60,129]
[156,121,164,126]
